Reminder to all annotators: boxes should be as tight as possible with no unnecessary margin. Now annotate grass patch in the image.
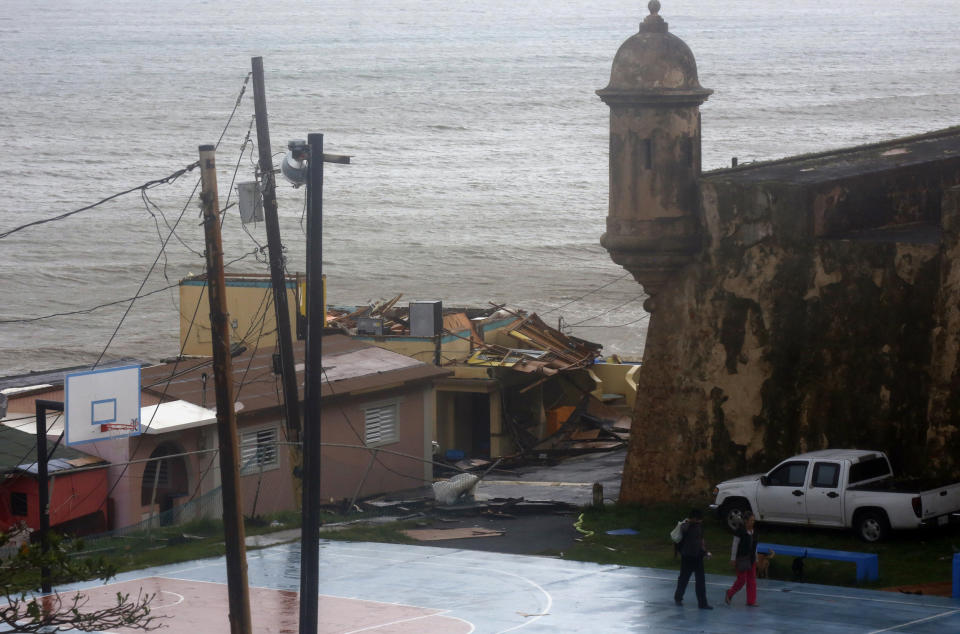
[566,502,960,590]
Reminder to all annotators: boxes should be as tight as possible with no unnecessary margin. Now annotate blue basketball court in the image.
[55,539,960,633]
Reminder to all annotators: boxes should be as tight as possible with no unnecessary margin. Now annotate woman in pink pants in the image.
[725,511,759,606]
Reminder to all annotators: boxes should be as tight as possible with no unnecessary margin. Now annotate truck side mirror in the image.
[760,475,769,486]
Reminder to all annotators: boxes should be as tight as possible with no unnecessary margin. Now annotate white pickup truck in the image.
[709,449,960,542]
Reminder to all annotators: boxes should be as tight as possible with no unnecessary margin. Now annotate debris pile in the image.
[531,396,631,454]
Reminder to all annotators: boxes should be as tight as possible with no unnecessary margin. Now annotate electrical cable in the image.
[0,163,200,240]
[21,72,258,525]
[319,365,435,485]
[142,188,205,259]
[563,294,646,327]
[539,272,632,315]
[0,247,255,327]
[569,314,650,328]
[0,283,181,325]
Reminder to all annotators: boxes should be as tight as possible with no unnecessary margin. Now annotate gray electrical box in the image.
[236,181,264,224]
[357,317,384,336]
[409,300,442,337]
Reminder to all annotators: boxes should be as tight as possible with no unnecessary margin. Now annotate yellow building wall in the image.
[179,275,304,357]
[359,333,473,365]
[587,363,641,410]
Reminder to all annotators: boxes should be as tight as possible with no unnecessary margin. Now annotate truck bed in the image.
[848,478,957,494]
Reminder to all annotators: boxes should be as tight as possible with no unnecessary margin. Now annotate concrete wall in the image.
[319,384,433,502]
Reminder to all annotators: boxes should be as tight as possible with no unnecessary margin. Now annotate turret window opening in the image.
[643,139,653,169]
[682,137,694,168]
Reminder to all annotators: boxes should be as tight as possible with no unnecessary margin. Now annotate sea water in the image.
[0,0,957,375]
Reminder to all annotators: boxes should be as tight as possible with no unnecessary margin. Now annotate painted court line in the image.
[867,608,960,634]
[70,576,474,633]
[342,609,475,634]
[328,550,554,630]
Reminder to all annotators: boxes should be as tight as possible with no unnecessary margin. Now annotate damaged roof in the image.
[0,425,107,475]
[467,311,602,375]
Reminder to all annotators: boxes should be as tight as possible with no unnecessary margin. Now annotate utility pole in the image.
[199,144,253,634]
[35,399,63,595]
[299,134,349,634]
[299,133,324,634]
[251,57,302,450]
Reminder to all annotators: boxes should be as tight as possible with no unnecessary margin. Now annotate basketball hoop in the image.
[100,421,138,433]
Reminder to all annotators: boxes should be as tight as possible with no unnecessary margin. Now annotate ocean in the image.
[1,0,958,375]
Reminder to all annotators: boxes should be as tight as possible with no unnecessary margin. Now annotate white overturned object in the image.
[432,473,480,505]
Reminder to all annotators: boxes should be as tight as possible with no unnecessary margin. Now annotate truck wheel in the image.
[856,510,889,543]
[722,501,750,532]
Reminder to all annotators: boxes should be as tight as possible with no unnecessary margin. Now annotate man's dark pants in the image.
[674,555,707,606]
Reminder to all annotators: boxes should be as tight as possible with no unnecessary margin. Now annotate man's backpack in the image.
[669,520,684,544]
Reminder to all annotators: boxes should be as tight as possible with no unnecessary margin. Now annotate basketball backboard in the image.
[65,365,141,446]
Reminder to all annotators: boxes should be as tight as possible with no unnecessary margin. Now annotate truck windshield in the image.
[849,457,891,484]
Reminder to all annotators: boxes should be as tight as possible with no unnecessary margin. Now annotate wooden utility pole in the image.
[251,56,302,449]
[199,144,253,634]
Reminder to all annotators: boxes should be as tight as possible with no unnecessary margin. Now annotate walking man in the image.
[673,509,713,609]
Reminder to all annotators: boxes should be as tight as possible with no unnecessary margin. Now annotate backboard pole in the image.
[199,144,253,634]
[35,399,63,594]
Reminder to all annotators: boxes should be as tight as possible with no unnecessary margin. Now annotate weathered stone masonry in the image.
[602,3,960,502]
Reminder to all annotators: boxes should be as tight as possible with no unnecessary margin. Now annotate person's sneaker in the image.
[724,593,731,606]
[674,599,683,606]
[699,604,713,610]
[747,603,759,607]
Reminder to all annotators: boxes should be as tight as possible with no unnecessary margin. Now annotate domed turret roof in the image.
[597,1,711,105]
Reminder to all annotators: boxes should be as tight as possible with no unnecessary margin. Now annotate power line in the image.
[0,162,200,240]
[71,72,259,516]
[540,272,632,316]
[564,293,646,327]
[319,365,435,485]
[0,283,181,325]
[569,314,650,328]
[0,246,256,327]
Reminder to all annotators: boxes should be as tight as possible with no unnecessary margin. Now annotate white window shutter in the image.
[365,404,398,446]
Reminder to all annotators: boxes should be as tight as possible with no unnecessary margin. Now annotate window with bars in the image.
[240,427,279,472]
[364,403,399,446]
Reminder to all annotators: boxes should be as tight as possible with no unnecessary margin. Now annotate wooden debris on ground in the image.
[402,527,505,541]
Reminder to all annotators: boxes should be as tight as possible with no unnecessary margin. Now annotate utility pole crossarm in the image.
[321,153,350,164]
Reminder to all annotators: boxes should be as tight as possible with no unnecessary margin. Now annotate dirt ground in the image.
[879,581,953,597]
[401,511,583,556]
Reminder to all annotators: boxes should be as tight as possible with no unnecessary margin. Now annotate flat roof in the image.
[704,126,960,186]
[1,400,217,441]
